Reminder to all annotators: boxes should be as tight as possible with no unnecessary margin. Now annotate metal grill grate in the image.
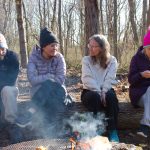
[2,139,71,150]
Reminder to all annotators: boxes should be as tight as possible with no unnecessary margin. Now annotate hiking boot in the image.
[109,130,119,143]
[0,119,7,130]
[137,124,150,138]
[8,124,23,144]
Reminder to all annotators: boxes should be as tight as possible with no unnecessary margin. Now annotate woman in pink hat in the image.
[128,27,150,138]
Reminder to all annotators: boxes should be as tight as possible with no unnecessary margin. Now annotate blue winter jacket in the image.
[27,45,66,96]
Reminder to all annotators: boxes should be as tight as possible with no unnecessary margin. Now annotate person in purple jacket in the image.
[128,27,150,138]
[27,28,68,131]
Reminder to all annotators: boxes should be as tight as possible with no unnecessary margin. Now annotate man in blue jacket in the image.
[0,33,19,125]
[0,33,27,143]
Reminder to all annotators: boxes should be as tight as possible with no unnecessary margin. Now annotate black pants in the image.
[81,89,119,130]
[31,80,66,123]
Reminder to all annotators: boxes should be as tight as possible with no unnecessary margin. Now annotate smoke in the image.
[63,112,107,140]
[27,106,64,139]
[27,109,107,141]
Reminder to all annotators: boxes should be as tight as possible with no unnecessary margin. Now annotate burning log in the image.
[70,137,91,150]
[69,134,112,150]
[69,131,91,150]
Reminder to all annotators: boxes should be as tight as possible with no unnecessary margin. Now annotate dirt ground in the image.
[0,69,150,149]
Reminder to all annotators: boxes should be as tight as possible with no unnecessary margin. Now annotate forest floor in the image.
[0,68,149,150]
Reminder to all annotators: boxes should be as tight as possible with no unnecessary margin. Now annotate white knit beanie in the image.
[0,33,8,49]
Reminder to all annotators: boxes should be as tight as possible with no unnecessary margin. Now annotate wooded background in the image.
[0,0,150,70]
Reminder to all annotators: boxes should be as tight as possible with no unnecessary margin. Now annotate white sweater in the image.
[81,56,118,94]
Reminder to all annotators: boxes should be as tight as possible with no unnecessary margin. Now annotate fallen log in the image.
[64,101,143,130]
[18,99,143,130]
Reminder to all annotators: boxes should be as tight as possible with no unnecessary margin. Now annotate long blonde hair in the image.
[89,34,110,69]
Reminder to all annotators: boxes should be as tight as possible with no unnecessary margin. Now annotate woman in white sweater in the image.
[81,34,119,142]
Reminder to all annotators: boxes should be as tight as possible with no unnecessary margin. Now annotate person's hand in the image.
[101,91,107,107]
[64,94,74,107]
[46,73,55,82]
[140,70,150,78]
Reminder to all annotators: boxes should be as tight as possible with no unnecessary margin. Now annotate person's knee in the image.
[146,86,150,93]
[1,86,11,94]
[106,90,118,105]
[106,89,117,99]
[1,86,18,96]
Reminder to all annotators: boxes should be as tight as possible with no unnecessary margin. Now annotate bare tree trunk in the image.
[128,0,139,46]
[58,0,63,55]
[51,0,57,32]
[43,0,46,27]
[142,0,147,39]
[47,0,50,28]
[106,0,113,47]
[84,0,100,55]
[2,0,12,34]
[79,0,85,56]
[64,4,74,58]
[147,0,150,27]
[22,1,29,58]
[99,0,104,34]
[15,0,28,68]
[113,0,118,60]
[38,0,43,28]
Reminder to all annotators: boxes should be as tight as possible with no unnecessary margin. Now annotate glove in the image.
[64,94,74,107]
[46,73,55,82]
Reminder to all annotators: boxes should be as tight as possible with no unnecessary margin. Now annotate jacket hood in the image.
[31,45,43,60]
[136,46,143,54]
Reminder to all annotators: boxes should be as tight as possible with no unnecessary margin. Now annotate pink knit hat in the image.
[143,26,150,48]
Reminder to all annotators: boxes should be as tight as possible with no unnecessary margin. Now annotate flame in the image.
[69,135,112,150]
[35,146,47,150]
[69,137,91,150]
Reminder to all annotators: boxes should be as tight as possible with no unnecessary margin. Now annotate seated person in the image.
[81,34,119,142]
[27,27,68,128]
[128,27,150,138]
[0,33,19,126]
[0,33,26,143]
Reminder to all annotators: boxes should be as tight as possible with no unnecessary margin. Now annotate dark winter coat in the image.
[0,49,19,91]
[128,46,150,106]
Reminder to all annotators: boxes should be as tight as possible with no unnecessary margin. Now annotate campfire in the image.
[69,131,112,150]
[70,137,91,150]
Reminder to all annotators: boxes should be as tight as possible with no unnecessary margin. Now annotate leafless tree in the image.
[106,0,113,45]
[113,0,118,60]
[147,0,150,27]
[128,0,139,46]
[99,0,104,34]
[58,0,63,54]
[15,0,28,68]
[84,0,99,55]
[2,0,13,34]
[1,0,149,69]
[51,0,57,32]
[142,0,147,38]
[38,0,47,28]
